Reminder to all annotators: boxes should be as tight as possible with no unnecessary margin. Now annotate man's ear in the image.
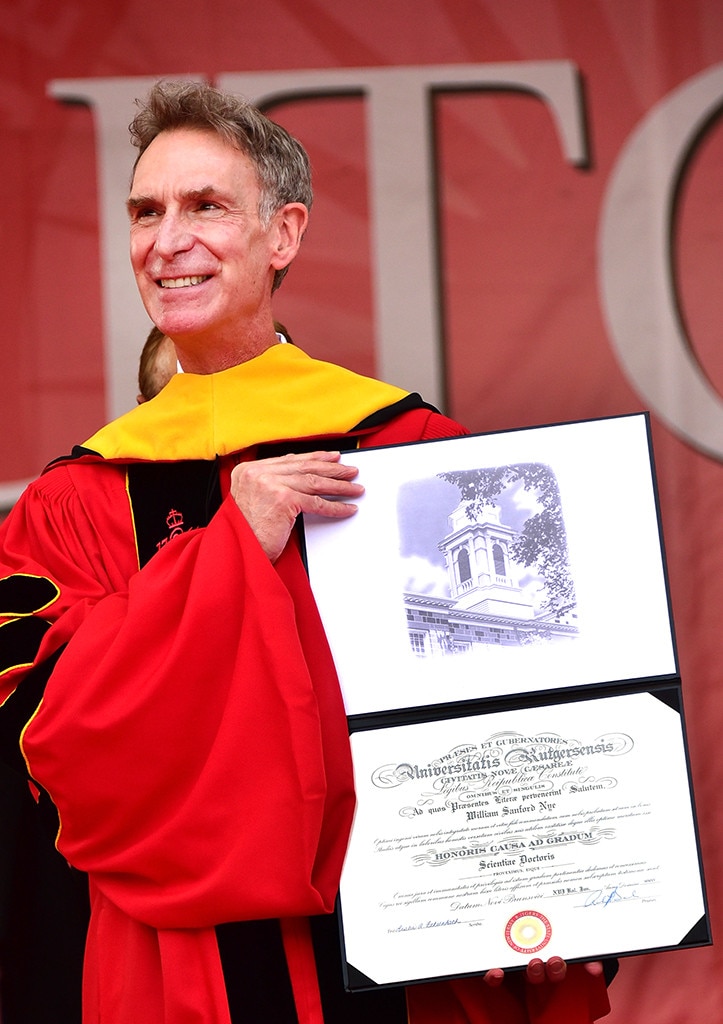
[270,203,309,270]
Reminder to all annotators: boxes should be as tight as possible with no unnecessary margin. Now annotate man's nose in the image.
[154,210,194,258]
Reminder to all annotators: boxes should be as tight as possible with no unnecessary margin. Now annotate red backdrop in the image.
[2,1,723,1020]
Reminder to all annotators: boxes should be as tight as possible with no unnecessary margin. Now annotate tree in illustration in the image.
[439,463,575,617]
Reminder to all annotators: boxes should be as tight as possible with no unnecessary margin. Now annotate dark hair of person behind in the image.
[138,325,171,402]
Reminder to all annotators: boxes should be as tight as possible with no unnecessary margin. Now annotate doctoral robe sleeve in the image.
[1,465,354,932]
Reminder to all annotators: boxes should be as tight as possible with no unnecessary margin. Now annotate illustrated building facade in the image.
[405,500,577,656]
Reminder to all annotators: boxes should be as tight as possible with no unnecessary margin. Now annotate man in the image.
[0,82,611,1024]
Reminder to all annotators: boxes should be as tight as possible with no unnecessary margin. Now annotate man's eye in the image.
[198,201,220,212]
[133,207,159,221]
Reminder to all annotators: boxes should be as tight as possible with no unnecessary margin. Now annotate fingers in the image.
[545,957,567,982]
[486,957,597,993]
[278,450,358,479]
[527,959,546,984]
[242,453,364,515]
[526,957,566,984]
[288,469,364,506]
[486,956,598,994]
[245,451,361,492]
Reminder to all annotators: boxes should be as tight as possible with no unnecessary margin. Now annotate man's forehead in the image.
[129,128,257,195]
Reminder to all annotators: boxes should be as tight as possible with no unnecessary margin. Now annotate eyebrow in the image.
[126,185,224,211]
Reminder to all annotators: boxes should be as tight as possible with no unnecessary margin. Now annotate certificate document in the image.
[339,690,707,987]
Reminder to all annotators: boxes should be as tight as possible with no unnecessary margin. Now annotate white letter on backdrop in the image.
[222,63,586,411]
[599,63,723,460]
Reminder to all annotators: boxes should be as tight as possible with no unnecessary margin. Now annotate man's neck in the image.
[171,324,280,374]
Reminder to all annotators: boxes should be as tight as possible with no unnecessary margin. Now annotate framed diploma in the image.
[338,685,709,988]
[301,412,710,989]
[303,413,677,717]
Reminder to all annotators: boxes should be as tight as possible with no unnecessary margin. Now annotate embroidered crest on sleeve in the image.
[157,508,186,551]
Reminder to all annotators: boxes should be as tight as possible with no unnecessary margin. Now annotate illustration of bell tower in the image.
[438,501,534,618]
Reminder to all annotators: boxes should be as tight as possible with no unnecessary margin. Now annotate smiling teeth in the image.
[160,276,209,288]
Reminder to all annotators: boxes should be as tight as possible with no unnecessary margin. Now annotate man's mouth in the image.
[158,275,211,289]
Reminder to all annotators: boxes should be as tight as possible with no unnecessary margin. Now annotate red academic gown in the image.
[0,345,610,1024]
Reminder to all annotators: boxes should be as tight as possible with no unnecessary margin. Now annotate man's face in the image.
[128,128,279,351]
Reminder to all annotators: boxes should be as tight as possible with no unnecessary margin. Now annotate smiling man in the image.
[0,81,612,1024]
[127,124,306,372]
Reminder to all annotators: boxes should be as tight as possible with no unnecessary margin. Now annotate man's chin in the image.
[148,312,211,341]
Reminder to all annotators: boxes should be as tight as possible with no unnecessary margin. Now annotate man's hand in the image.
[483,957,604,987]
[230,450,364,562]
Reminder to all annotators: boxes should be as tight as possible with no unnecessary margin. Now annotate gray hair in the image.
[129,80,312,291]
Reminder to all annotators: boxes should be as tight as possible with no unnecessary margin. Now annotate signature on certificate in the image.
[583,884,642,908]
